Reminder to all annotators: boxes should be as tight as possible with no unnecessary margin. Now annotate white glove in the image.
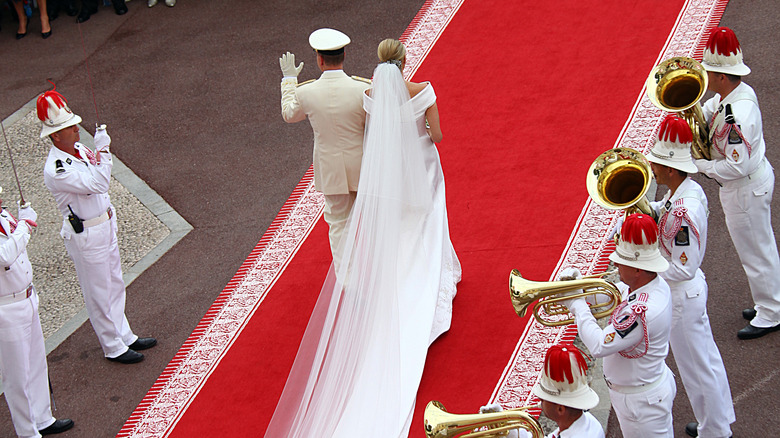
[479,403,503,414]
[694,158,711,173]
[607,214,625,241]
[94,124,111,151]
[558,267,582,282]
[279,52,304,78]
[17,204,37,230]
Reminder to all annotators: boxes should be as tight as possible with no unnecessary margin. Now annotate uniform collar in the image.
[320,69,347,79]
[50,142,87,163]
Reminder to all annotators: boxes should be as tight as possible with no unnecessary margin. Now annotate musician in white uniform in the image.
[279,28,370,269]
[38,89,156,364]
[563,213,675,437]
[647,114,734,438]
[0,188,74,437]
[694,26,780,339]
[481,342,604,438]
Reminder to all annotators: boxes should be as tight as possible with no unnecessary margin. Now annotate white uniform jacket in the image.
[43,143,113,235]
[281,70,370,195]
[569,276,672,387]
[651,177,708,286]
[697,82,768,185]
[0,210,32,296]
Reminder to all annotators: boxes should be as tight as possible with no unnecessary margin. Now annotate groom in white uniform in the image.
[279,28,370,269]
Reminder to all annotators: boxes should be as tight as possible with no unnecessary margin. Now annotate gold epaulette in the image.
[296,79,315,88]
[351,75,372,84]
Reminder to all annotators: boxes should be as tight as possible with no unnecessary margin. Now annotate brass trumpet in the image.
[586,147,656,220]
[510,270,621,326]
[424,401,544,438]
[646,56,711,160]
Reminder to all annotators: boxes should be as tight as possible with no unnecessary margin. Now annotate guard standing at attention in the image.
[694,27,780,339]
[646,114,735,438]
[38,88,156,364]
[0,187,74,436]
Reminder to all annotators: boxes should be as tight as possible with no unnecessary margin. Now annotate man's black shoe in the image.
[107,349,144,364]
[743,308,757,321]
[40,418,74,435]
[112,0,128,15]
[129,337,157,351]
[737,323,780,340]
[685,422,698,437]
[76,11,91,23]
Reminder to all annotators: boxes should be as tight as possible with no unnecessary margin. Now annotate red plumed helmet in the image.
[658,114,693,145]
[609,213,669,272]
[702,27,751,76]
[37,87,82,138]
[531,343,599,410]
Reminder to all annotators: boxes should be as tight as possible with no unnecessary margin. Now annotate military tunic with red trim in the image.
[650,177,708,283]
[696,82,767,184]
[568,276,672,387]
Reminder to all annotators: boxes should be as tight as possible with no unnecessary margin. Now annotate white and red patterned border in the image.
[488,0,728,413]
[116,1,465,436]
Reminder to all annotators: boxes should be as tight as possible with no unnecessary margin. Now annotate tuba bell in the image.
[424,401,544,438]
[586,147,656,219]
[646,56,711,160]
[510,270,622,326]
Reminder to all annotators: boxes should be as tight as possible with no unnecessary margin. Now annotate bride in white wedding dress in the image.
[264,38,461,438]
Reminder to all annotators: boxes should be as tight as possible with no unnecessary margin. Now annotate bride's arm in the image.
[426,103,443,143]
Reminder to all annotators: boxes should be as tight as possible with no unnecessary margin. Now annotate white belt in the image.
[83,207,113,228]
[720,158,770,189]
[0,284,34,306]
[605,368,667,394]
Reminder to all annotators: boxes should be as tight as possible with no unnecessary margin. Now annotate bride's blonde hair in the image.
[377,39,406,64]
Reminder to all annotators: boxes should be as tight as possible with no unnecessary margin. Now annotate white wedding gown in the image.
[264,62,461,438]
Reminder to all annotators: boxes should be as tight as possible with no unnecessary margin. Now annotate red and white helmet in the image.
[702,27,751,76]
[37,89,82,138]
[646,114,697,174]
[531,343,599,410]
[609,213,669,272]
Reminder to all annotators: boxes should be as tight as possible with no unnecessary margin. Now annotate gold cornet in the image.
[586,147,656,220]
[646,56,711,160]
[510,270,621,326]
[424,401,544,438]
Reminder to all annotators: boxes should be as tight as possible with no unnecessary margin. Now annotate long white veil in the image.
[264,62,434,437]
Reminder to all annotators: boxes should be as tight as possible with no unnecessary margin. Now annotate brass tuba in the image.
[424,401,544,438]
[646,56,711,160]
[586,147,656,219]
[510,270,621,326]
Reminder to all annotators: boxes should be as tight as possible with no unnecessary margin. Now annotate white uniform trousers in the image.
[669,272,735,437]
[63,214,137,358]
[0,292,56,438]
[323,192,357,271]
[609,366,676,438]
[720,166,780,325]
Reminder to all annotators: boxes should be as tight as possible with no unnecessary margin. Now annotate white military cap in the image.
[646,114,698,174]
[610,213,669,273]
[532,343,599,410]
[37,89,82,138]
[309,28,351,54]
[702,27,751,76]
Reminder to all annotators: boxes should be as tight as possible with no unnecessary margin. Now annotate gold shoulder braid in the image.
[296,79,315,88]
[351,76,371,84]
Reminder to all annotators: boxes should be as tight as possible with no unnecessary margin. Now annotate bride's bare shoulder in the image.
[407,81,431,98]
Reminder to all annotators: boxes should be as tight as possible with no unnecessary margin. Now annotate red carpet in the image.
[119,1,727,436]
